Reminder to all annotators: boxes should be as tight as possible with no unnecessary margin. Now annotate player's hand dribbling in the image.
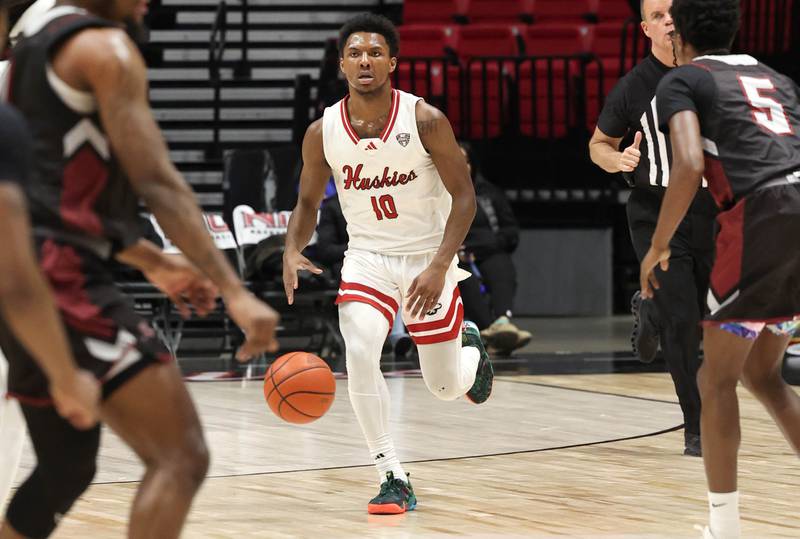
[50,370,101,430]
[406,264,447,320]
[618,131,642,173]
[224,289,280,361]
[143,253,219,318]
[282,249,323,305]
[640,244,671,299]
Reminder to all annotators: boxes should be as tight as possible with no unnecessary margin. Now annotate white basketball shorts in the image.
[335,249,469,345]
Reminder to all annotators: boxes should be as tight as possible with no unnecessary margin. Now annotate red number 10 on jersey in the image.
[370,194,399,220]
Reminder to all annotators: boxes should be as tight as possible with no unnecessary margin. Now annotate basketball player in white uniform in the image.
[283,14,494,514]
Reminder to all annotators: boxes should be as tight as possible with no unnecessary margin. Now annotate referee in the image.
[589,0,716,456]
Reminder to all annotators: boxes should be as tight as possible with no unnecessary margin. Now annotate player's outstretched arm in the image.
[63,29,240,295]
[405,102,476,319]
[58,28,278,359]
[640,110,703,298]
[282,119,330,304]
[0,185,99,430]
[116,240,218,318]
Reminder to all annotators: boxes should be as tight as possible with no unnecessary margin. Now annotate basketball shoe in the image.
[684,431,702,457]
[480,316,520,352]
[464,321,494,404]
[631,291,659,363]
[367,472,417,514]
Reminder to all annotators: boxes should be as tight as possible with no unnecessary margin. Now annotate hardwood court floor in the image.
[12,373,800,538]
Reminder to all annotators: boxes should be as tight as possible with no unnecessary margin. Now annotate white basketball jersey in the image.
[322,89,451,255]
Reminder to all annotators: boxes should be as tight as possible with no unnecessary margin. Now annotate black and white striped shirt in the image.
[598,54,706,190]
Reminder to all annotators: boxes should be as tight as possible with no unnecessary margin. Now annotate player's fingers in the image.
[170,293,191,319]
[287,274,299,305]
[625,148,641,159]
[265,337,280,354]
[300,261,323,274]
[408,294,425,319]
[236,339,260,362]
[70,411,95,431]
[406,278,419,299]
[282,273,294,304]
[660,259,670,272]
[419,297,436,320]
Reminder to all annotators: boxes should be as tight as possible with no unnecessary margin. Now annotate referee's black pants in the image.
[627,188,716,436]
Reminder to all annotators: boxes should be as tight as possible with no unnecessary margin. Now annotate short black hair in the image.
[671,0,740,54]
[338,13,399,58]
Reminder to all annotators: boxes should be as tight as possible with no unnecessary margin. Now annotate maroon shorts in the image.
[706,184,800,324]
[0,239,171,405]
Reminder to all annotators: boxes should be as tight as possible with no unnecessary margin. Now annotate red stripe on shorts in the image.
[710,200,745,300]
[406,288,461,333]
[411,302,464,345]
[335,294,395,326]
[339,281,400,312]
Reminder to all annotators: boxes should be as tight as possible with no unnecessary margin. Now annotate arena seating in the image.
[396,0,643,139]
[518,24,593,137]
[402,0,466,24]
[462,0,534,23]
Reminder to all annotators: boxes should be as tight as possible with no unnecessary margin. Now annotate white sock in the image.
[367,433,407,484]
[708,491,740,539]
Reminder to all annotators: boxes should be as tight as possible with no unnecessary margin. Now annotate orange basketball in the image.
[263,352,336,424]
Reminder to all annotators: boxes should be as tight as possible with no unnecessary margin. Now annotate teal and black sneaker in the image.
[367,472,417,514]
[463,321,494,404]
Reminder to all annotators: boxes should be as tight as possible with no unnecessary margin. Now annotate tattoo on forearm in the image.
[417,119,439,136]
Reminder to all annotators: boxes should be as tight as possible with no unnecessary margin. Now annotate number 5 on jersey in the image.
[371,194,398,220]
[738,75,793,135]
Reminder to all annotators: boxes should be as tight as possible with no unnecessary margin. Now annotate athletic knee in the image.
[697,362,738,396]
[741,365,785,397]
[343,335,383,385]
[177,438,210,490]
[146,437,210,493]
[423,377,463,401]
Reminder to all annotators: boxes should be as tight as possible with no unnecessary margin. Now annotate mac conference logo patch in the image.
[396,133,410,147]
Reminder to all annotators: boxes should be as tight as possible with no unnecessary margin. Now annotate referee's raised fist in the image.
[619,131,642,173]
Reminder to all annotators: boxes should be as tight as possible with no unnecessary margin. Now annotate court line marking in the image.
[499,378,680,406]
[87,379,683,485]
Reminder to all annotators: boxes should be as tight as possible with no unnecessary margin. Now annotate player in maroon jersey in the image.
[641,0,800,536]
[0,0,279,537]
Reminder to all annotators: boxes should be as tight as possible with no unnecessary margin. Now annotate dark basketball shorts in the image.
[0,239,172,405]
[706,184,800,336]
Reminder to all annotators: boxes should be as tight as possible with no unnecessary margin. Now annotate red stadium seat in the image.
[523,23,593,55]
[518,25,592,138]
[531,0,598,23]
[463,0,534,24]
[455,24,520,59]
[738,0,795,54]
[403,0,466,25]
[584,22,648,131]
[456,25,520,138]
[398,24,458,57]
[396,26,462,136]
[596,0,634,21]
